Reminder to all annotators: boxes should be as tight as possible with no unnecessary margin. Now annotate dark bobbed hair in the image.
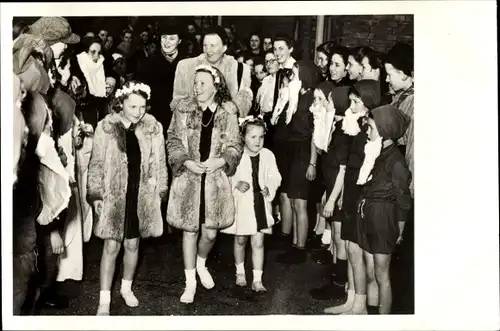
[274,34,293,49]
[203,25,229,46]
[350,46,375,64]
[330,45,350,66]
[383,42,414,77]
[82,36,103,52]
[253,57,266,70]
[195,66,232,105]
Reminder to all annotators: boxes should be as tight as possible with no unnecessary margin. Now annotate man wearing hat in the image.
[171,25,253,118]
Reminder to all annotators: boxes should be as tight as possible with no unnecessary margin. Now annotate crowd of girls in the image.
[13,16,413,316]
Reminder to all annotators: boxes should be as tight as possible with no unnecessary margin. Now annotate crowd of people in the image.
[12,16,414,316]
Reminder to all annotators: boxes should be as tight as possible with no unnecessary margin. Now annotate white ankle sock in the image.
[235,263,245,275]
[99,290,111,305]
[120,279,132,293]
[253,269,263,283]
[321,229,331,245]
[184,269,196,284]
[196,255,207,269]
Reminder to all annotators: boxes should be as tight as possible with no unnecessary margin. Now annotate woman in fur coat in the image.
[87,81,168,315]
[166,64,243,304]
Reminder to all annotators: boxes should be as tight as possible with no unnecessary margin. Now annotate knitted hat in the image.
[371,104,410,141]
[352,80,381,110]
[29,17,80,46]
[383,42,414,77]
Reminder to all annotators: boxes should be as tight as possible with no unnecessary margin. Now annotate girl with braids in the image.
[221,115,281,292]
[87,81,168,315]
[167,64,242,304]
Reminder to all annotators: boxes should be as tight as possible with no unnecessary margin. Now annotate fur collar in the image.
[101,113,160,136]
[175,97,238,117]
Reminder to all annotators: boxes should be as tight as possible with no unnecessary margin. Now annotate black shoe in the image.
[309,282,346,301]
[308,235,327,251]
[276,247,307,264]
[37,293,69,309]
[269,233,291,250]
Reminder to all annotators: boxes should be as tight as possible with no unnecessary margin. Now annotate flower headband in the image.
[195,64,221,84]
[238,114,267,131]
[115,82,151,100]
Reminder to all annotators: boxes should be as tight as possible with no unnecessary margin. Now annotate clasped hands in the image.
[184,158,226,174]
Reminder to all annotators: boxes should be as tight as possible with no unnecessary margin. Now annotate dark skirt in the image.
[356,199,399,254]
[340,168,362,242]
[285,140,312,200]
[309,153,325,204]
[124,128,141,240]
[322,164,343,223]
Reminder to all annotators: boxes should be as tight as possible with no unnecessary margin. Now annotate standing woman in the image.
[87,81,168,315]
[167,65,242,304]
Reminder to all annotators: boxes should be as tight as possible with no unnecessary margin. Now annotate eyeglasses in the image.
[265,59,277,65]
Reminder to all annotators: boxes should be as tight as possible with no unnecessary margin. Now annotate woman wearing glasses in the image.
[255,50,280,136]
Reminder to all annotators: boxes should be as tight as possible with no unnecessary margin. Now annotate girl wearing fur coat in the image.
[87,81,168,315]
[166,65,243,304]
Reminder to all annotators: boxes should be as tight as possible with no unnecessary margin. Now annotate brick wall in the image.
[329,15,414,53]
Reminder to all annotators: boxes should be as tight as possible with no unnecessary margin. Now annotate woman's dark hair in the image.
[274,34,293,49]
[293,60,321,90]
[13,21,29,40]
[316,41,336,58]
[122,29,133,38]
[111,80,151,113]
[82,36,103,53]
[203,25,229,46]
[363,50,388,95]
[240,116,267,137]
[195,66,232,105]
[350,46,375,64]
[253,57,266,71]
[331,45,350,66]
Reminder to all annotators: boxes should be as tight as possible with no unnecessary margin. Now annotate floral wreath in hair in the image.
[195,64,221,85]
[238,114,267,134]
[114,82,152,100]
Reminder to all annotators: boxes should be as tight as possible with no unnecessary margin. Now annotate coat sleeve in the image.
[391,159,413,223]
[166,108,191,177]
[86,121,106,202]
[156,123,169,202]
[233,63,253,118]
[170,59,190,111]
[221,103,243,177]
[263,150,282,203]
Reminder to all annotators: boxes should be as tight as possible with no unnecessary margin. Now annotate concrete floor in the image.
[35,222,414,316]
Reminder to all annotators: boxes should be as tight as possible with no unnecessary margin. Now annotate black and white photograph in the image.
[2,2,498,330]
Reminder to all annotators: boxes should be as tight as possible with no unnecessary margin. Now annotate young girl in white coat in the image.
[221,116,281,292]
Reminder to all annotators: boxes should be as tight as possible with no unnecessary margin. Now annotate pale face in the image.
[274,40,293,65]
[51,42,67,59]
[349,94,369,114]
[161,34,181,54]
[203,34,227,64]
[361,57,380,81]
[88,42,102,62]
[329,53,347,82]
[123,32,133,44]
[254,64,267,81]
[313,88,327,106]
[385,63,409,92]
[250,35,261,50]
[366,117,380,141]
[122,93,147,124]
[105,77,117,97]
[187,24,196,34]
[140,31,149,44]
[263,38,273,51]
[316,51,329,75]
[265,53,279,74]
[347,55,363,81]
[194,71,216,104]
[98,30,108,42]
[244,125,265,154]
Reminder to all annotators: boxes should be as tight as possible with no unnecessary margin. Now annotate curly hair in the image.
[195,66,232,105]
[110,80,151,113]
[240,116,267,137]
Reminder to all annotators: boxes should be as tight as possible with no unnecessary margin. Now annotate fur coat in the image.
[166,98,243,232]
[171,54,253,118]
[87,113,168,241]
[221,148,282,236]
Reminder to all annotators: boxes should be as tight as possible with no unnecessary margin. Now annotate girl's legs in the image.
[121,238,140,307]
[364,250,379,314]
[196,224,218,289]
[280,193,293,236]
[180,230,199,304]
[324,240,355,314]
[293,198,309,248]
[250,233,266,292]
[374,253,392,314]
[98,239,121,315]
[346,241,367,314]
[234,235,248,286]
[333,221,348,286]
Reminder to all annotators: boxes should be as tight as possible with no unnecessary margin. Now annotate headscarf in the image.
[371,104,411,141]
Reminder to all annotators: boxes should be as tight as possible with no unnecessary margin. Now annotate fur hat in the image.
[29,16,80,46]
